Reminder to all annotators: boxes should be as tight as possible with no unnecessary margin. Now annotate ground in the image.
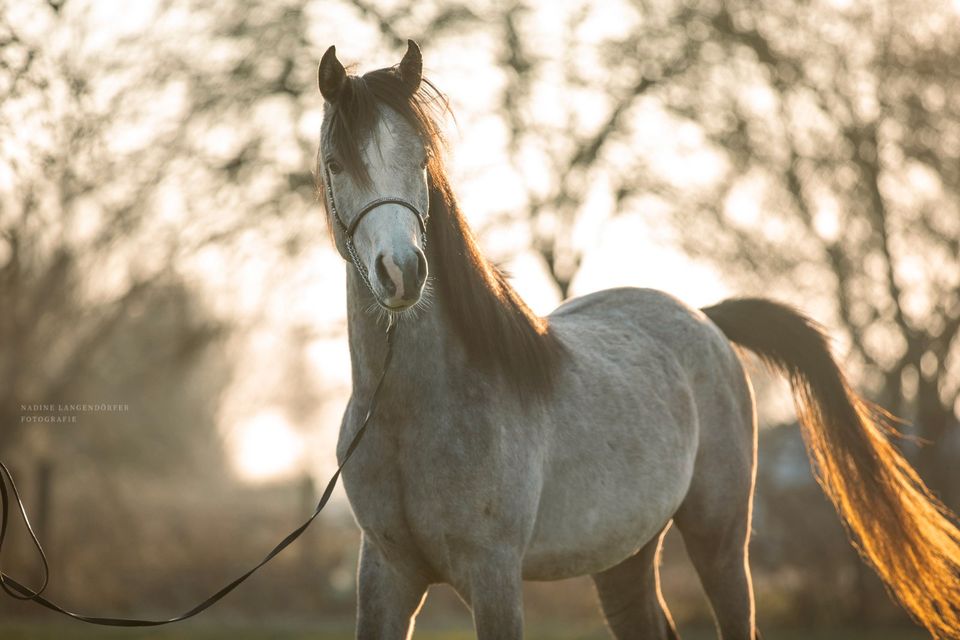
[0,621,929,640]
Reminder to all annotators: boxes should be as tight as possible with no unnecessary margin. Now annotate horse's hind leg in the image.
[592,524,679,640]
[675,498,757,640]
[674,399,759,640]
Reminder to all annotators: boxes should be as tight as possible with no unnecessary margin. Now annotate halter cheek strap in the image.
[323,166,429,298]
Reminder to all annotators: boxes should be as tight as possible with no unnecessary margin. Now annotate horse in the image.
[315,41,960,640]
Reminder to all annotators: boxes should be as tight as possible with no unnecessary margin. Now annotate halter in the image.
[323,164,429,298]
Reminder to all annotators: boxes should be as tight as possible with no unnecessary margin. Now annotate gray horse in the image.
[316,41,960,640]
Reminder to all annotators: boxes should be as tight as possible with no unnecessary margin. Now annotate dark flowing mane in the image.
[427,177,564,395]
[318,64,564,394]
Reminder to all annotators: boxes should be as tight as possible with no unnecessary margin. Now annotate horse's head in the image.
[318,41,439,312]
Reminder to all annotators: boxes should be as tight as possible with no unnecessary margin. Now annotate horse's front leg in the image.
[356,535,428,640]
[461,551,525,640]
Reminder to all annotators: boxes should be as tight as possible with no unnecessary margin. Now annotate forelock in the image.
[318,66,450,187]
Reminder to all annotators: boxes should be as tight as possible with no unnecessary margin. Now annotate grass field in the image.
[0,621,929,640]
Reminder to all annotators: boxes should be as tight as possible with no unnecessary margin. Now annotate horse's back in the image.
[551,286,754,448]
[550,287,748,405]
[552,287,727,358]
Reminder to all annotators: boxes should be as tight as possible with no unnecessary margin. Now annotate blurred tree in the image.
[492,0,705,296]
[0,0,484,619]
[661,0,960,504]
[487,0,960,626]
[0,0,357,616]
[493,0,960,506]
[0,0,330,451]
[0,0,230,451]
[689,1,959,503]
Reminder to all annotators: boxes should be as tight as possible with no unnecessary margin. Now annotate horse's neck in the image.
[344,266,459,397]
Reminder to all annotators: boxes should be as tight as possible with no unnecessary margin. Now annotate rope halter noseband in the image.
[323,164,429,298]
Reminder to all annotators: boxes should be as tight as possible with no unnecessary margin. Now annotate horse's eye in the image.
[420,157,429,169]
[328,160,343,175]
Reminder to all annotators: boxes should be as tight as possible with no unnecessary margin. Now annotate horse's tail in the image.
[702,297,960,639]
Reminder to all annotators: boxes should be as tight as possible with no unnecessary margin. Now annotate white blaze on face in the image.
[345,108,429,272]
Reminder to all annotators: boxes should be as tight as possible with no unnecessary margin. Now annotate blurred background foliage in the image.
[0,0,957,636]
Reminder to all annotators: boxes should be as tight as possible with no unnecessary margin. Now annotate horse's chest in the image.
[340,425,409,527]
[338,412,444,569]
[338,404,519,578]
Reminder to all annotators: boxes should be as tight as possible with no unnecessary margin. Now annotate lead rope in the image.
[0,318,398,626]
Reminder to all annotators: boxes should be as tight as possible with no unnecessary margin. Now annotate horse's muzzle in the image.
[373,246,427,309]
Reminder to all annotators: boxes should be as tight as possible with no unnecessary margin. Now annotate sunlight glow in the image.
[230,410,304,482]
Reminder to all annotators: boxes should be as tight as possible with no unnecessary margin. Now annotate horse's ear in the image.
[398,39,422,93]
[318,45,346,103]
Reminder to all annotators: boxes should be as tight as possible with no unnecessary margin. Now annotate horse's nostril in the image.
[374,253,397,297]
[415,249,427,287]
